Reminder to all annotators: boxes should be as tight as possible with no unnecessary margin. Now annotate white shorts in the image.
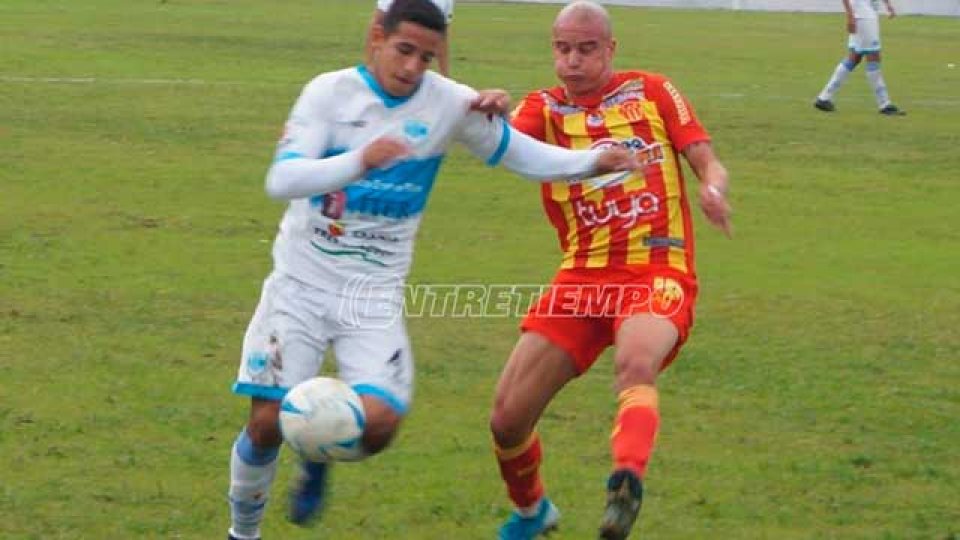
[848,18,881,54]
[233,272,414,415]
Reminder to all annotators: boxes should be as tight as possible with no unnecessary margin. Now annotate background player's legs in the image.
[816,53,862,109]
[600,314,679,539]
[863,51,901,113]
[490,332,577,518]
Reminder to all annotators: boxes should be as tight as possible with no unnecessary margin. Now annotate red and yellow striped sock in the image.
[495,433,544,511]
[610,384,660,478]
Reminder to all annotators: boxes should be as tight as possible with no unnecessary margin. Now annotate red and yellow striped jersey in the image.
[511,71,709,276]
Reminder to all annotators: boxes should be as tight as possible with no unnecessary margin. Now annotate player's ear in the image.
[370,23,387,48]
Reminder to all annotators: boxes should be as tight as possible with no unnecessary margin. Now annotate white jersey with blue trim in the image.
[269,66,507,297]
[850,0,881,19]
[377,0,454,23]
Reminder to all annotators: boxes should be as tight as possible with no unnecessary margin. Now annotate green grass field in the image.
[2,1,958,538]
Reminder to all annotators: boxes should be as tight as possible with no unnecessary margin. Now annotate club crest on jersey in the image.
[619,101,645,122]
[586,111,606,127]
[403,119,430,142]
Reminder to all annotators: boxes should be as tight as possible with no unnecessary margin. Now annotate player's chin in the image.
[390,75,420,95]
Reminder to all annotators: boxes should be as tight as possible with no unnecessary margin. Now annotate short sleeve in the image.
[646,75,710,152]
[509,91,548,142]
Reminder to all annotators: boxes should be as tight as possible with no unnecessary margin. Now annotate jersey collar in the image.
[357,65,418,109]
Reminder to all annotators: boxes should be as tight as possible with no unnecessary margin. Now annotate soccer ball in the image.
[279,377,366,462]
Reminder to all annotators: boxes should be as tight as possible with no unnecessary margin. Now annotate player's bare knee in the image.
[614,354,660,387]
[246,418,282,448]
[246,399,283,447]
[489,410,530,448]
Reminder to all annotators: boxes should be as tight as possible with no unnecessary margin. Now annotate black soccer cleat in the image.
[228,535,259,540]
[814,99,836,112]
[599,469,644,539]
[879,104,906,116]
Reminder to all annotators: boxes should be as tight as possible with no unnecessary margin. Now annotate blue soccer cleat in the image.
[288,461,329,525]
[599,469,644,539]
[498,497,560,539]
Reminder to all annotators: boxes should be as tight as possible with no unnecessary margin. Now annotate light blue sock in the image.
[228,429,280,540]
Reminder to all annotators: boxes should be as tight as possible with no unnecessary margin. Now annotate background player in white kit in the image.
[814,0,905,115]
[369,0,454,75]
[225,1,640,539]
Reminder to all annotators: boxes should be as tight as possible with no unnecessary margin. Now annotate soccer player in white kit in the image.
[814,0,905,115]
[369,0,455,75]
[225,1,640,539]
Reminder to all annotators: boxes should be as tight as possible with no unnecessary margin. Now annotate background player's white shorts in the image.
[848,18,881,53]
[233,271,414,415]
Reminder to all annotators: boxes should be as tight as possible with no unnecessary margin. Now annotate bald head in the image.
[550,0,616,97]
[554,1,612,40]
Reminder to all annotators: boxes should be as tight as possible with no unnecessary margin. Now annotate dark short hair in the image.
[383,0,447,36]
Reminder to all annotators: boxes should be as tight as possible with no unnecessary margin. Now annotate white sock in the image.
[517,498,542,518]
[228,430,279,540]
[818,60,855,101]
[865,61,892,108]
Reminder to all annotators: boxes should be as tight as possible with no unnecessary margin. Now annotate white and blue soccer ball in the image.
[279,377,366,462]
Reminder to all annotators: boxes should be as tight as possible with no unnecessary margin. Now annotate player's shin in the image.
[495,432,545,516]
[228,429,280,540]
[610,385,660,478]
[818,59,856,101]
[865,61,891,108]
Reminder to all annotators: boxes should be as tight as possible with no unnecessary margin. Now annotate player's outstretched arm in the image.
[265,137,410,200]
[495,124,637,182]
[457,113,637,182]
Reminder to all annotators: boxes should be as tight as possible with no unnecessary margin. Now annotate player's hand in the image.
[594,147,641,175]
[361,137,411,170]
[887,6,897,18]
[846,17,856,33]
[699,183,732,238]
[470,89,512,116]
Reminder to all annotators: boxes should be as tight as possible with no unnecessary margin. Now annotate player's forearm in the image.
[684,142,728,192]
[497,126,600,182]
[264,152,365,200]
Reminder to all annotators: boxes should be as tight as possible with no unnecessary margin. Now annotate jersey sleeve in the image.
[264,75,365,200]
[273,76,332,163]
[456,109,603,182]
[376,0,391,11]
[509,91,547,141]
[646,75,710,152]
